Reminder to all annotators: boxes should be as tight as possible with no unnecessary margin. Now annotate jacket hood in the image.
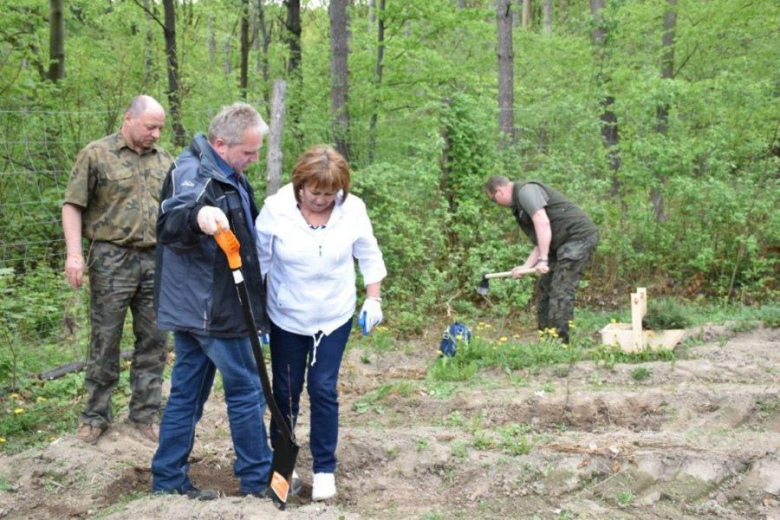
[188,133,232,184]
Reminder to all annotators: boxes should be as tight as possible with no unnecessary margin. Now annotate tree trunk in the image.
[284,0,303,144]
[329,0,351,160]
[652,0,677,222]
[256,0,271,107]
[368,0,386,164]
[284,0,302,76]
[543,0,552,35]
[513,0,521,27]
[142,0,156,87]
[590,0,620,195]
[163,0,186,147]
[48,0,65,82]
[497,0,515,150]
[522,0,532,30]
[266,80,287,197]
[239,0,250,99]
[224,38,232,74]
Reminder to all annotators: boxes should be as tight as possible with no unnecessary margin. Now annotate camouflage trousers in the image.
[537,232,599,344]
[81,242,168,428]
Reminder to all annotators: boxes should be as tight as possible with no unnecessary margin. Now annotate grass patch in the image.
[631,367,652,381]
[351,381,417,414]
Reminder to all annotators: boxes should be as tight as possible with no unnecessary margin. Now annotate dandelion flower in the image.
[0,437,5,443]
[499,337,508,342]
[610,318,617,324]
[36,397,47,403]
[11,393,19,400]
[14,408,25,414]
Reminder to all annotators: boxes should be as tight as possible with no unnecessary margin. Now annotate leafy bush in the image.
[643,297,693,330]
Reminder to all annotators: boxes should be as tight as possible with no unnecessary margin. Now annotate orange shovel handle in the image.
[214,228,242,270]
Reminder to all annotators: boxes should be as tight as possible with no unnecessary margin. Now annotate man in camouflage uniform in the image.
[62,95,172,444]
[485,176,599,344]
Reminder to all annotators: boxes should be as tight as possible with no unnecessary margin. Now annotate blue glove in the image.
[358,298,383,336]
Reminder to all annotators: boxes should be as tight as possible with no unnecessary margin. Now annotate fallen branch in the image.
[35,350,133,381]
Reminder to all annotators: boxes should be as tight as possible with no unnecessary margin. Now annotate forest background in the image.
[0,0,777,412]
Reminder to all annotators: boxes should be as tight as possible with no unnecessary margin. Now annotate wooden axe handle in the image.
[485,267,537,279]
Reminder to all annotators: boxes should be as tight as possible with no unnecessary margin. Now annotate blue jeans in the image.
[269,318,351,474]
[151,332,272,495]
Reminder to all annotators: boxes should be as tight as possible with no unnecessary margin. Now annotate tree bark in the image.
[652,0,677,222]
[48,0,65,82]
[522,0,532,30]
[239,0,250,99]
[284,0,302,76]
[543,0,552,36]
[497,0,515,150]
[142,0,156,87]
[329,0,351,160]
[255,0,271,107]
[163,0,186,147]
[266,80,287,196]
[590,0,620,195]
[284,0,303,144]
[368,0,386,164]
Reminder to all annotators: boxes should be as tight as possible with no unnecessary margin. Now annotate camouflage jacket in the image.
[63,132,173,248]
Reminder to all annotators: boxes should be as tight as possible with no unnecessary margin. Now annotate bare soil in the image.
[1,325,778,519]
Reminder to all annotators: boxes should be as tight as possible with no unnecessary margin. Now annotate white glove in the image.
[359,298,383,335]
[197,206,229,235]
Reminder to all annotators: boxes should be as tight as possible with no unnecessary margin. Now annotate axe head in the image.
[476,274,490,296]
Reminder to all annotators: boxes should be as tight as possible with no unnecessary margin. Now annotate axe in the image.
[477,266,537,295]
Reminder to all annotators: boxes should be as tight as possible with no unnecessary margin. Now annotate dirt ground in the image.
[0,324,778,519]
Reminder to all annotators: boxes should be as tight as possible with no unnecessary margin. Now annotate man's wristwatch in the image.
[537,258,549,264]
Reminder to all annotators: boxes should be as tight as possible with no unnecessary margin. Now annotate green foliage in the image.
[429,332,584,382]
[351,381,417,415]
[0,372,82,454]
[0,0,778,389]
[630,367,652,382]
[589,344,675,370]
[0,266,85,387]
[643,297,693,330]
[616,490,635,506]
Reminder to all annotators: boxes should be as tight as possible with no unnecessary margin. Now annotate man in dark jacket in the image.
[485,175,599,344]
[151,102,272,499]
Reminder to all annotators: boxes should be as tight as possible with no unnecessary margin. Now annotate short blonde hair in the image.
[291,145,351,203]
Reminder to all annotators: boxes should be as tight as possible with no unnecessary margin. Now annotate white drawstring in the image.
[310,331,326,367]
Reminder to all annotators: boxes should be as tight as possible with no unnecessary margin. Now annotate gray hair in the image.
[208,102,269,146]
[484,175,511,194]
[125,95,162,117]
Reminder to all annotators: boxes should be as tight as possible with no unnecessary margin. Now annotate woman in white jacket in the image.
[255,145,387,501]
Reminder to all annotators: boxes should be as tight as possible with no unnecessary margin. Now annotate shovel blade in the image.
[476,277,489,295]
[268,438,300,509]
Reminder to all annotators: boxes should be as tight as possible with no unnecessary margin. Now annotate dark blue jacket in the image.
[154,133,269,337]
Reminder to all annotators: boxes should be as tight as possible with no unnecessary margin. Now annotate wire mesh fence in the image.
[0,106,443,387]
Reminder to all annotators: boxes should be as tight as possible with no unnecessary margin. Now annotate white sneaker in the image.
[311,472,336,501]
